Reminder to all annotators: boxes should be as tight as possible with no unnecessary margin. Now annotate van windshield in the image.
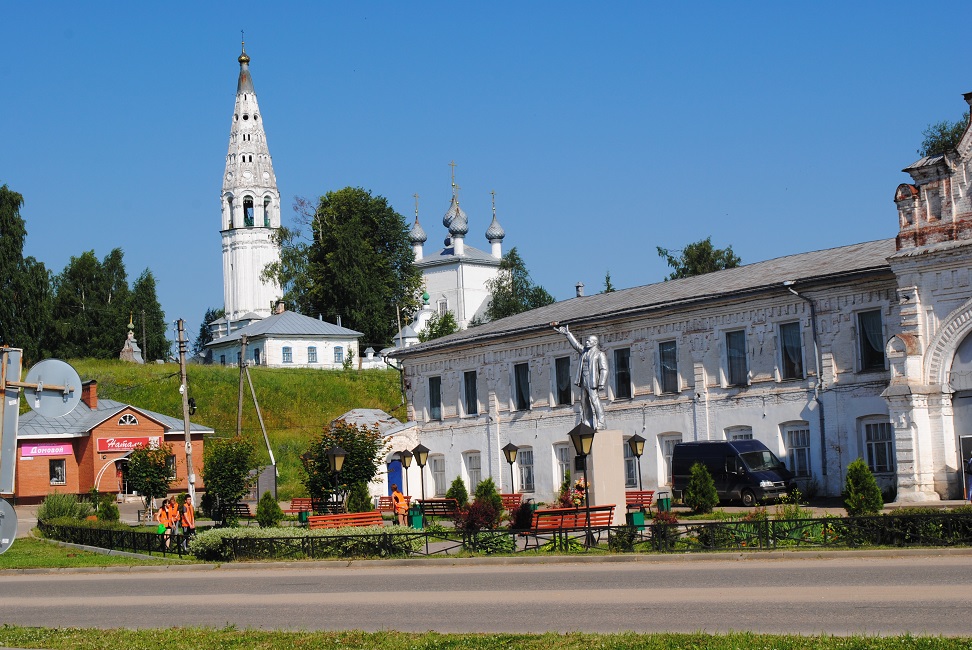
[739,450,785,472]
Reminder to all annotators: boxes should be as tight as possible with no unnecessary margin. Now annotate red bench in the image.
[500,493,523,511]
[417,498,459,520]
[625,490,655,512]
[307,511,385,529]
[377,495,411,513]
[284,498,315,515]
[523,505,616,549]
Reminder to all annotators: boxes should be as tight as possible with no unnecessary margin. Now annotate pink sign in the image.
[20,443,72,458]
[97,437,151,453]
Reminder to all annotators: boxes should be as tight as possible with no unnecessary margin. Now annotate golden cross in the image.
[491,190,496,217]
[413,193,419,218]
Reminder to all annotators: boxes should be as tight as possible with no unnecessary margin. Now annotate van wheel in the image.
[741,489,757,508]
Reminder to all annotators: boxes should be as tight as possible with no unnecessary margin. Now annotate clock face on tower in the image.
[243,170,253,181]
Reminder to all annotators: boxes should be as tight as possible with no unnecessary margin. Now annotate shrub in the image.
[463,530,515,554]
[89,488,120,522]
[203,436,257,525]
[255,491,283,528]
[473,477,503,514]
[188,524,420,561]
[508,502,534,531]
[455,500,501,533]
[37,492,93,522]
[345,482,374,513]
[843,458,884,516]
[684,462,719,514]
[608,524,638,552]
[445,476,469,508]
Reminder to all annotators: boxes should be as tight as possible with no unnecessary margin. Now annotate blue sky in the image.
[3,2,971,347]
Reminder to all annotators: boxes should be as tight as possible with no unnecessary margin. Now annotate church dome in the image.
[409,218,427,244]
[448,210,468,237]
[442,195,467,230]
[486,214,505,241]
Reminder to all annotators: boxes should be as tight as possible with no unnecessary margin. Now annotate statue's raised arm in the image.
[551,322,583,353]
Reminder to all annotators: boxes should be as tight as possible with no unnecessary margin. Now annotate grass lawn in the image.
[0,628,966,649]
[0,537,186,569]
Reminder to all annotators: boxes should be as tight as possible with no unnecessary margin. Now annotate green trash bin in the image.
[297,510,309,525]
[625,510,645,531]
[657,492,672,512]
[408,505,423,529]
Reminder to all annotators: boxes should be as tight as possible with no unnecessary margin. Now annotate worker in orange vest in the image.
[155,498,172,549]
[179,495,196,551]
[391,484,408,526]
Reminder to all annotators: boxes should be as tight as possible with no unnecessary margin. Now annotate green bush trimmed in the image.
[843,458,884,516]
[37,493,93,522]
[188,524,421,561]
[684,463,719,514]
[256,491,284,528]
[445,476,469,508]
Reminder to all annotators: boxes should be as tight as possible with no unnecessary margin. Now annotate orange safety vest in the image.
[166,503,179,528]
[181,502,195,529]
[392,490,407,515]
[155,505,170,526]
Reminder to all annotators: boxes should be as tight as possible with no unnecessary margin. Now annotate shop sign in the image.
[20,443,72,458]
[97,436,158,453]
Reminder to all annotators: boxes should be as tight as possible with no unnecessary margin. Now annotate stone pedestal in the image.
[573,429,625,525]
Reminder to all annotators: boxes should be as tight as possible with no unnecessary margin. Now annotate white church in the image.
[206,43,504,368]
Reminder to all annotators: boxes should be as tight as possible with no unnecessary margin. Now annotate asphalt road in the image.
[1,554,970,635]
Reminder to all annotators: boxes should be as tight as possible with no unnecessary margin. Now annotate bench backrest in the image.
[307,511,384,530]
[377,495,412,512]
[232,503,252,516]
[530,505,616,530]
[288,498,315,511]
[418,498,459,516]
[500,493,522,511]
[625,490,655,507]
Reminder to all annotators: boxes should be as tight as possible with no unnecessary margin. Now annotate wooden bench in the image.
[500,493,522,512]
[523,505,616,549]
[307,511,385,529]
[283,497,315,515]
[230,502,255,525]
[417,498,459,520]
[625,490,655,512]
[377,495,411,513]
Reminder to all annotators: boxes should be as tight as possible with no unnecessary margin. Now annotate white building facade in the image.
[392,93,972,505]
[219,42,282,322]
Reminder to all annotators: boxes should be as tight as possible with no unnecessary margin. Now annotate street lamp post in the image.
[502,442,518,494]
[568,423,596,547]
[412,444,429,500]
[400,449,413,497]
[627,432,646,491]
[325,446,347,511]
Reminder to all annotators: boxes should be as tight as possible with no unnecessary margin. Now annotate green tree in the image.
[418,311,459,342]
[483,247,555,322]
[657,237,741,280]
[266,189,423,348]
[445,476,469,508]
[301,420,387,503]
[843,458,884,516]
[684,462,719,514]
[48,248,131,359]
[0,184,51,362]
[345,481,375,513]
[203,436,258,525]
[255,490,284,528]
[920,112,969,157]
[128,269,168,362]
[192,306,225,357]
[127,443,174,513]
[601,270,616,293]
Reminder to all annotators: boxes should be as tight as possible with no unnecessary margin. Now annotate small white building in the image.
[206,305,362,369]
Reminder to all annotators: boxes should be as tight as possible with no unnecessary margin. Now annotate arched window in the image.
[243,197,254,227]
[118,413,138,426]
[263,197,272,227]
[226,196,234,228]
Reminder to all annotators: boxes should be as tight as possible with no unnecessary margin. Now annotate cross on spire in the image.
[413,193,420,219]
[449,160,460,199]
[491,190,496,217]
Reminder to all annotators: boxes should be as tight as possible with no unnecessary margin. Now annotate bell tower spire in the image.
[220,39,282,323]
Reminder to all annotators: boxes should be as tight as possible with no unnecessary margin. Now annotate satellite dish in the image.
[23,359,82,419]
[0,498,17,554]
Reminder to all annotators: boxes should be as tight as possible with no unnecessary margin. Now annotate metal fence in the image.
[40,512,972,561]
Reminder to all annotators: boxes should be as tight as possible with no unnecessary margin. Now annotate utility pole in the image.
[176,320,197,506]
[237,335,247,437]
[141,310,147,362]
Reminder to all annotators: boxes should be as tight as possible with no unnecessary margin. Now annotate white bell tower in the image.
[220,39,282,321]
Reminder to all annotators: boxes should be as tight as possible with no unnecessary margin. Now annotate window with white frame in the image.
[465,452,482,493]
[784,423,811,477]
[430,455,446,496]
[463,370,478,416]
[49,459,66,486]
[726,330,748,386]
[861,418,894,474]
[282,347,293,364]
[555,357,572,405]
[726,426,753,440]
[437,299,448,316]
[307,346,317,364]
[623,439,637,488]
[779,321,804,380]
[429,376,442,421]
[513,362,530,411]
[659,340,678,394]
[334,346,344,364]
[253,348,261,365]
[166,455,177,480]
[858,310,885,371]
[554,443,571,489]
[660,434,682,485]
[518,447,535,493]
[614,348,632,400]
[118,413,138,426]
